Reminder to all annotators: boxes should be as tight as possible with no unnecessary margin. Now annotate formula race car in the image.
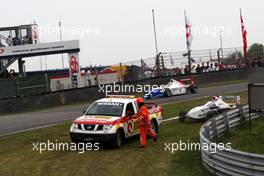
[70,95,163,148]
[144,78,198,99]
[179,96,240,122]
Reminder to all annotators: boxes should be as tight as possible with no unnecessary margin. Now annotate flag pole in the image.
[59,20,64,69]
[152,9,160,76]
[240,8,242,20]
[152,9,159,56]
[184,10,191,69]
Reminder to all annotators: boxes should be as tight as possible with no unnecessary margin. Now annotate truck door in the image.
[125,102,138,136]
[132,101,140,134]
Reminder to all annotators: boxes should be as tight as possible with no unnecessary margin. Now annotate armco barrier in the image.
[0,75,48,98]
[200,105,264,176]
[0,85,105,114]
[0,69,253,114]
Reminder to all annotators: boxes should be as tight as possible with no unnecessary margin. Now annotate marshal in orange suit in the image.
[136,97,157,148]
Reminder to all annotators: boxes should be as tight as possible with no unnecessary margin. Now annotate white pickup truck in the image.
[70,95,163,148]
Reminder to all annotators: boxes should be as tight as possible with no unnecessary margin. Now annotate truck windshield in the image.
[85,102,124,116]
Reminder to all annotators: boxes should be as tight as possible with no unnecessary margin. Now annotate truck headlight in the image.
[71,123,78,130]
[103,124,113,132]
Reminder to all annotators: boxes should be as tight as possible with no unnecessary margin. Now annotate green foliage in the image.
[225,50,243,64]
[248,43,264,60]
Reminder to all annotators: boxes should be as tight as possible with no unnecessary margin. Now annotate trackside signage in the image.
[248,71,264,112]
[0,40,80,58]
[68,52,81,88]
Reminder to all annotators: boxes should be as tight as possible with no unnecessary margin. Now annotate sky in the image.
[3,0,264,71]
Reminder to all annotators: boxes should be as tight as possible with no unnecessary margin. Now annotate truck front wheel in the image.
[111,129,125,148]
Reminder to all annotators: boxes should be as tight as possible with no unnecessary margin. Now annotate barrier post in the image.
[204,125,210,139]
[211,118,219,141]
[223,113,230,132]
[240,105,246,123]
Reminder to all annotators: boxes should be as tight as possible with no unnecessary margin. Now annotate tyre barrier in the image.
[199,105,264,176]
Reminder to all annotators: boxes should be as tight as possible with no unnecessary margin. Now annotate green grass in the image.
[219,116,264,154]
[0,91,248,176]
[0,121,211,176]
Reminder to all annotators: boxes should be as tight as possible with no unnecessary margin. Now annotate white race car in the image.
[179,96,240,122]
[144,78,198,99]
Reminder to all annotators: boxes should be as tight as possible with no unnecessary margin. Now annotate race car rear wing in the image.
[221,96,241,105]
[178,78,196,85]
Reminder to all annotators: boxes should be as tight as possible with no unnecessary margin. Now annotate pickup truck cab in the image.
[70,95,163,148]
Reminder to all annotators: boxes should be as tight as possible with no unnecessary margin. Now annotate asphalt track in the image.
[0,82,247,137]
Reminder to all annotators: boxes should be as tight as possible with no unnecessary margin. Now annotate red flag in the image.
[240,9,247,57]
[184,10,193,51]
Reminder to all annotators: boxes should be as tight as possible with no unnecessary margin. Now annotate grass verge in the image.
[219,116,264,154]
[0,91,248,176]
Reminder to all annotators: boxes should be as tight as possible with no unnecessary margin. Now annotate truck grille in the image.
[83,124,95,131]
[77,124,104,131]
[97,125,103,131]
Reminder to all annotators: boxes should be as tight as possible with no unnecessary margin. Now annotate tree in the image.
[225,50,243,65]
[247,43,264,60]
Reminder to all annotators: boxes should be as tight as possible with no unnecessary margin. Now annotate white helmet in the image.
[212,96,218,101]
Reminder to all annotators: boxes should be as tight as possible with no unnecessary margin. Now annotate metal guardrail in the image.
[199,105,264,176]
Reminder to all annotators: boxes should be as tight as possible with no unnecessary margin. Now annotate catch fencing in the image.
[199,105,264,176]
[120,47,247,80]
[123,47,244,69]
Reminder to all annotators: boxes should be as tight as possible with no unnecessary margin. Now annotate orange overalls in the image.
[138,105,156,147]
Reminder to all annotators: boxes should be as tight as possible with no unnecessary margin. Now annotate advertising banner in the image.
[0,40,79,59]
[68,52,81,88]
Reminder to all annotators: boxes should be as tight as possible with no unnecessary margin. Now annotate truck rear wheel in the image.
[151,120,159,134]
[111,129,125,148]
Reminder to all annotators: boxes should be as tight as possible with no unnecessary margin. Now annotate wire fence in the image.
[120,47,256,80]
[122,47,248,71]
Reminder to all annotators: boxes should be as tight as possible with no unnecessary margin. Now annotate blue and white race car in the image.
[144,78,198,99]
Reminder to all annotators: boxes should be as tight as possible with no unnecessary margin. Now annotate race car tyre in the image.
[189,86,198,94]
[111,129,125,148]
[179,110,187,122]
[151,119,159,134]
[206,110,218,119]
[165,89,172,97]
